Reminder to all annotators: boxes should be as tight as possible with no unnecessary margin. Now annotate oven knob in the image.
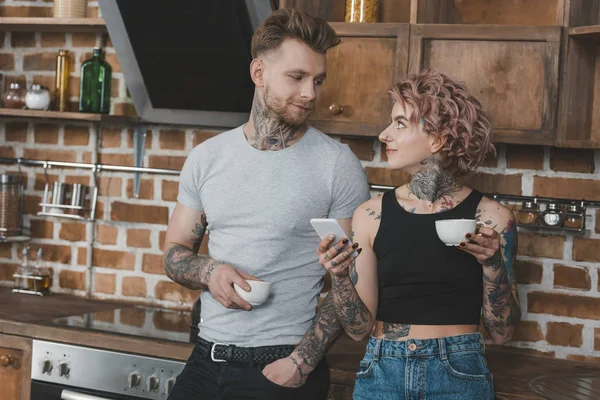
[58,362,70,377]
[42,360,53,375]
[147,375,159,392]
[165,378,176,395]
[128,371,141,388]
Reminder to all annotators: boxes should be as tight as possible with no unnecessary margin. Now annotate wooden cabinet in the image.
[0,333,32,400]
[409,24,561,146]
[309,23,409,137]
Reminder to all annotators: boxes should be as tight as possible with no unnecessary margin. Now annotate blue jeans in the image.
[353,333,494,400]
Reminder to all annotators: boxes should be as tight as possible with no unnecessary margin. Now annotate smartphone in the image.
[310,218,359,257]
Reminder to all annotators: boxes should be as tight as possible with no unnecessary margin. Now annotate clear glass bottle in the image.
[29,248,52,293]
[542,203,563,227]
[55,49,71,112]
[517,201,539,225]
[3,82,27,109]
[563,204,583,229]
[14,246,31,290]
[79,47,112,114]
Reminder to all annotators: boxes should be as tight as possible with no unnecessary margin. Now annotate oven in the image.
[30,340,185,400]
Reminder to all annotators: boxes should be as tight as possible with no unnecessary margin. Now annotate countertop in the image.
[2,287,600,399]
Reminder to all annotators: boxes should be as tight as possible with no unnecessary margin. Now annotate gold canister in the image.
[53,0,88,18]
[55,50,70,112]
[345,0,379,23]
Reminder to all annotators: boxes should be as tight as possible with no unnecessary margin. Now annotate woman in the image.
[317,69,521,399]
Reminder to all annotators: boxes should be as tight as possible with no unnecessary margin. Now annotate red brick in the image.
[77,247,87,266]
[341,137,375,161]
[0,146,15,158]
[92,249,135,270]
[40,32,65,47]
[461,172,522,195]
[154,281,200,304]
[506,145,544,170]
[528,291,600,320]
[0,6,53,17]
[64,175,90,186]
[68,76,80,98]
[5,122,28,142]
[94,273,116,294]
[59,270,86,291]
[597,210,600,234]
[162,180,179,202]
[0,262,19,281]
[0,245,12,259]
[33,173,57,191]
[11,31,35,47]
[120,307,145,327]
[30,219,54,239]
[595,328,600,351]
[99,153,133,166]
[71,32,98,47]
[550,148,595,173]
[100,127,122,148]
[110,202,169,224]
[479,151,498,168]
[23,194,42,215]
[126,229,151,248]
[23,148,76,162]
[573,237,600,262]
[20,243,71,264]
[512,320,544,342]
[23,52,58,71]
[126,179,154,200]
[0,53,15,70]
[553,264,591,290]
[148,155,186,170]
[64,125,90,146]
[126,129,152,149]
[88,6,100,18]
[122,276,147,297]
[113,102,137,116]
[59,222,86,242]
[96,224,118,245]
[33,123,59,144]
[546,322,583,347]
[518,232,564,259]
[142,253,164,275]
[533,177,600,202]
[193,130,221,147]
[159,231,167,250]
[365,167,411,186]
[96,176,122,197]
[159,129,186,150]
[515,259,543,284]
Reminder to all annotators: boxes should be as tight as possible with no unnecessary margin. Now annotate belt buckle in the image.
[210,342,228,363]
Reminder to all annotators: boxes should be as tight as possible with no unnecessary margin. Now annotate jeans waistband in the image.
[365,333,485,359]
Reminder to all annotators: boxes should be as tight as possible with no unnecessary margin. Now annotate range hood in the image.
[99,0,274,127]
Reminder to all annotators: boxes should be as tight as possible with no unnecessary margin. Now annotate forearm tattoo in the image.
[249,92,299,150]
[407,156,462,203]
[382,323,411,340]
[164,245,222,290]
[294,293,342,371]
[331,275,371,337]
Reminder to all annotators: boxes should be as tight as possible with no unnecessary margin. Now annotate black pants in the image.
[168,341,330,400]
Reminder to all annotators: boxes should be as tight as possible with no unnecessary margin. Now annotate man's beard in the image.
[263,85,312,127]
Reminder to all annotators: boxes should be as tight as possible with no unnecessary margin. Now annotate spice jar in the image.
[542,202,563,227]
[25,84,51,110]
[345,0,379,23]
[517,201,539,225]
[563,204,583,229]
[3,82,26,109]
[0,174,23,237]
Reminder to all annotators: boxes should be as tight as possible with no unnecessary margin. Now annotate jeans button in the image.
[408,343,417,351]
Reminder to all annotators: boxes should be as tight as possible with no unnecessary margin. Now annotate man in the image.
[164,8,370,400]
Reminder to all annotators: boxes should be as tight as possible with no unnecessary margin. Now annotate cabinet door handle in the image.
[0,354,13,367]
[328,103,344,116]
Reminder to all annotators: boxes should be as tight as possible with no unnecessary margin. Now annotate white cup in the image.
[233,280,271,306]
[435,219,483,246]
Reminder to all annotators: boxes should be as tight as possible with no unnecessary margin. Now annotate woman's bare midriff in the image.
[372,321,479,341]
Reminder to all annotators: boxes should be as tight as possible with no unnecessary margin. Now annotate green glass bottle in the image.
[78,47,112,114]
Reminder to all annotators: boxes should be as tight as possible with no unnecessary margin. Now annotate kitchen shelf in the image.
[0,17,106,32]
[516,224,584,234]
[0,108,138,124]
[569,25,600,39]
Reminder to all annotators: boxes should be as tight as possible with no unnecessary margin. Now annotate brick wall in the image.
[1,0,600,364]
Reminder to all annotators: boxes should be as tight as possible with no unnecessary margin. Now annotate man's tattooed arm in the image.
[287,293,342,386]
[481,217,521,344]
[163,213,223,290]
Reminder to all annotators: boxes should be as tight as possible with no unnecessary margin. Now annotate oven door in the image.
[32,380,144,400]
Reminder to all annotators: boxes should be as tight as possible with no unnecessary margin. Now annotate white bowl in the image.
[233,280,271,306]
[435,219,478,246]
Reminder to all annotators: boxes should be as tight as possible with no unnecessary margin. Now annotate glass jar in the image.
[79,47,112,114]
[517,201,539,225]
[55,49,71,112]
[25,84,51,110]
[542,202,563,227]
[345,0,379,23]
[563,204,583,229]
[0,174,23,237]
[3,82,26,109]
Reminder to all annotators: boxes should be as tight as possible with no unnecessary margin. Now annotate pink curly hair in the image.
[390,69,495,176]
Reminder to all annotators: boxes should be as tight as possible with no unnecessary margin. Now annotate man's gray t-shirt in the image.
[177,125,370,347]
